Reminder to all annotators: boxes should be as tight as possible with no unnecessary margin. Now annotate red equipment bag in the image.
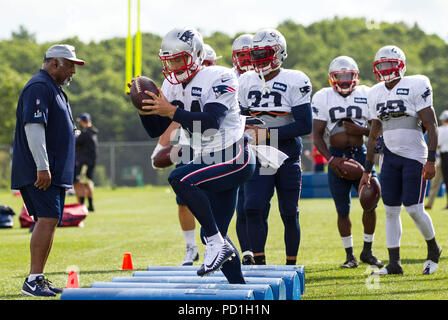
[19,203,88,228]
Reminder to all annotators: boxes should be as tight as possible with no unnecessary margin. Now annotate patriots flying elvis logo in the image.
[212,85,236,98]
[421,87,431,101]
[179,30,195,46]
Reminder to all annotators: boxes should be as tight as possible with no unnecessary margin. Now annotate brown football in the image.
[359,177,381,211]
[153,145,183,169]
[339,159,365,180]
[153,145,174,168]
[129,76,159,110]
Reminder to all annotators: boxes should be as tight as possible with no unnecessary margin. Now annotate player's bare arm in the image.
[313,119,345,178]
[418,106,438,180]
[358,119,382,193]
[312,119,332,160]
[343,120,370,136]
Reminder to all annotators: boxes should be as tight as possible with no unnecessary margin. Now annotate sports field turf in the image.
[0,186,447,300]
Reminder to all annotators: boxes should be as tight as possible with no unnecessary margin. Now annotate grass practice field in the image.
[0,185,447,300]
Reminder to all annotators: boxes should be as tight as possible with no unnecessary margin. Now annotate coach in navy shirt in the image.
[11,44,84,297]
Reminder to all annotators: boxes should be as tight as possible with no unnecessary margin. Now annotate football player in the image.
[231,34,253,78]
[230,33,259,265]
[134,27,255,281]
[238,28,312,265]
[202,44,222,67]
[359,45,442,275]
[312,56,383,269]
[150,44,222,267]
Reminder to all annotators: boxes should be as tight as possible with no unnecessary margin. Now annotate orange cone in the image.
[66,270,79,288]
[122,252,134,270]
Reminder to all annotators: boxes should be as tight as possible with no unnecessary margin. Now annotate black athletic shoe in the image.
[340,256,359,268]
[372,262,403,275]
[242,254,255,265]
[360,251,384,268]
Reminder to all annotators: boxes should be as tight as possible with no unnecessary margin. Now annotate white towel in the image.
[251,144,288,170]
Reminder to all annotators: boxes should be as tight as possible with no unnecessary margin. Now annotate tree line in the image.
[1,17,447,146]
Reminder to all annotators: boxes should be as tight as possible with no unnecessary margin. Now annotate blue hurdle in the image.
[146,265,306,295]
[91,282,273,300]
[132,270,300,300]
[60,287,255,300]
[112,276,286,300]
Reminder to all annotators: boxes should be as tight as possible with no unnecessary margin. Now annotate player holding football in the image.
[135,27,255,282]
[238,28,312,265]
[359,45,442,275]
[312,56,383,269]
[150,43,222,267]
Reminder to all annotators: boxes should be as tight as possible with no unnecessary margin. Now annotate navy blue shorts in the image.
[328,145,377,216]
[380,147,427,207]
[244,157,302,218]
[20,184,66,223]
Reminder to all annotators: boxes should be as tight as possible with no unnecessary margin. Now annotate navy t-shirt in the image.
[11,70,76,189]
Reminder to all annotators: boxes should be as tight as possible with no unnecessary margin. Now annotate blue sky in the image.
[1,0,447,42]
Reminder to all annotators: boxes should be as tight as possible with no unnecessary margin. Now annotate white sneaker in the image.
[422,260,438,275]
[181,245,199,266]
[197,239,235,276]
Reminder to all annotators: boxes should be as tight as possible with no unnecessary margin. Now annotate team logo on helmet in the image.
[179,30,195,46]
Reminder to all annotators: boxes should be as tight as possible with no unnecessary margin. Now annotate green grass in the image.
[1,186,447,300]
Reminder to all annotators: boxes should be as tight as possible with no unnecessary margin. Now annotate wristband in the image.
[427,150,436,163]
[364,160,374,173]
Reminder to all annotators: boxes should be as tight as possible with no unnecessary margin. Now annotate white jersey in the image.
[161,66,244,154]
[238,68,312,128]
[368,75,433,164]
[312,85,371,136]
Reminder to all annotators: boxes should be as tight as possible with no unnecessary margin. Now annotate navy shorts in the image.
[380,146,427,207]
[328,145,377,216]
[20,184,66,223]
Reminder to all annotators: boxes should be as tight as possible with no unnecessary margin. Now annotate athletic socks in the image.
[388,247,401,265]
[182,229,196,247]
[363,233,374,252]
[79,197,85,204]
[27,273,43,282]
[341,235,354,258]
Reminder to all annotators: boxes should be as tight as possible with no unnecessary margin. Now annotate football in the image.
[153,145,174,168]
[153,145,182,169]
[339,158,364,180]
[359,177,381,211]
[129,76,159,110]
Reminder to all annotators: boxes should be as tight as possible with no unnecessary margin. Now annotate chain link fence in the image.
[0,137,315,188]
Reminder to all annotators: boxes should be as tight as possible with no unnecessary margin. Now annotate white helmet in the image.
[159,27,205,84]
[250,28,287,76]
[202,44,221,66]
[232,34,253,74]
[328,56,359,95]
[373,45,406,82]
[439,110,448,122]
